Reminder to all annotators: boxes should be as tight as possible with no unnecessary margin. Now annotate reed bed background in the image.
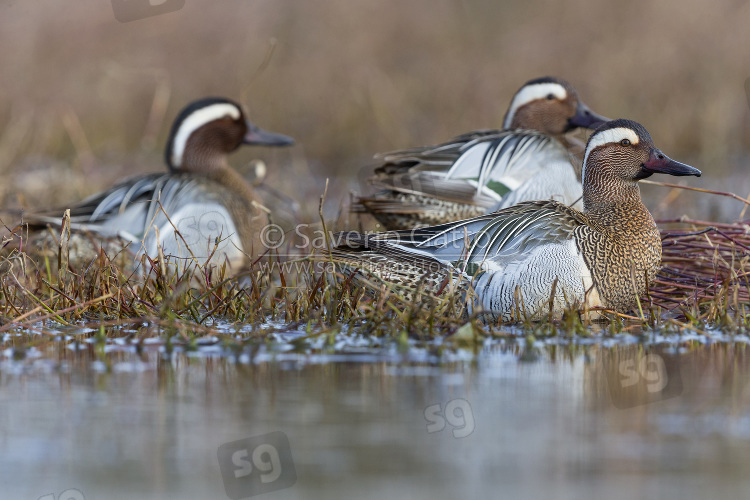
[1,0,750,345]
[654,216,750,322]
[1,1,750,220]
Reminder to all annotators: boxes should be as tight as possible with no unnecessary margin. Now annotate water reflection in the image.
[2,339,750,499]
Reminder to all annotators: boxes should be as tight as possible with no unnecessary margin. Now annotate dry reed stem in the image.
[654,218,750,317]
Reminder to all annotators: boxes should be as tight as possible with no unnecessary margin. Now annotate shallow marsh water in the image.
[2,330,750,500]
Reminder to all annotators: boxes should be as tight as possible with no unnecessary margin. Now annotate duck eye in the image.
[619,139,631,147]
[546,94,555,100]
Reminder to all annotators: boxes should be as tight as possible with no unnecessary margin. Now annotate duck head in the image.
[581,119,701,209]
[165,97,294,172]
[502,76,609,136]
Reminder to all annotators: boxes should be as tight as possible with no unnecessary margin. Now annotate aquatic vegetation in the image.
[0,222,735,357]
[0,172,749,357]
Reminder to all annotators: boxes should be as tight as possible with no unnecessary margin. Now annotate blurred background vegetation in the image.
[1,0,749,226]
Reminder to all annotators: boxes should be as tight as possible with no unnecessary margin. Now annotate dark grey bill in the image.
[636,149,701,179]
[244,123,295,146]
[568,102,610,130]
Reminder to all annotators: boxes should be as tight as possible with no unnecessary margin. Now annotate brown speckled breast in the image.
[575,203,661,312]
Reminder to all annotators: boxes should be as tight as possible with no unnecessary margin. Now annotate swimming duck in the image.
[353,76,609,230]
[23,97,294,275]
[334,119,701,321]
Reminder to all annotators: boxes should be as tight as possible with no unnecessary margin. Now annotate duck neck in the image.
[559,135,585,180]
[177,148,227,174]
[582,171,654,233]
[179,150,257,200]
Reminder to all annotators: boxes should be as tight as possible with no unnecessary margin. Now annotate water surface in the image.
[2,334,750,499]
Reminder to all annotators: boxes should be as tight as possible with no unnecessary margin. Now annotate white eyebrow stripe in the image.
[503,82,567,129]
[171,103,241,167]
[582,127,640,179]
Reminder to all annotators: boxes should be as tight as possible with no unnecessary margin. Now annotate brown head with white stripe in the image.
[581,119,701,210]
[164,97,294,173]
[502,76,608,136]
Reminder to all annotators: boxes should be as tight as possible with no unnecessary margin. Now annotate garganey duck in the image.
[23,97,294,275]
[353,76,608,230]
[334,119,701,321]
